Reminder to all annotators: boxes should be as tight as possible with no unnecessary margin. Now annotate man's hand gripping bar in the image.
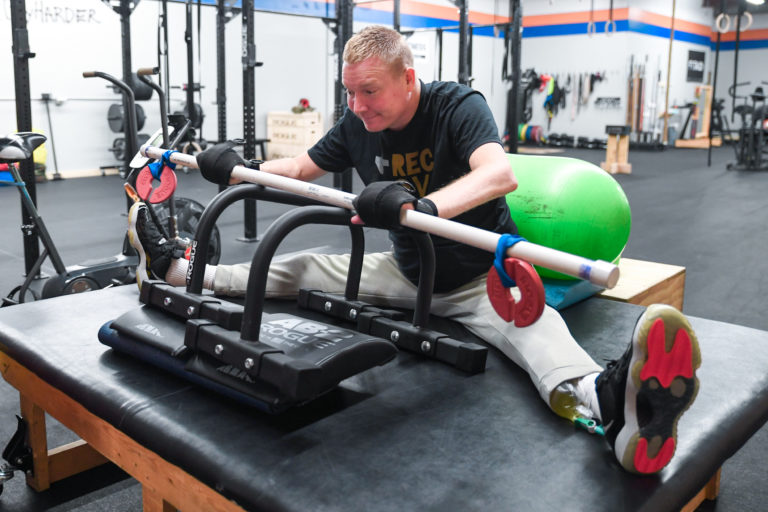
[141,144,620,289]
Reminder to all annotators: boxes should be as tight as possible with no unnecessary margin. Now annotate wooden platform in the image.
[598,258,686,310]
[0,343,721,512]
[674,137,722,149]
[1,286,754,512]
[0,351,245,511]
[600,131,632,175]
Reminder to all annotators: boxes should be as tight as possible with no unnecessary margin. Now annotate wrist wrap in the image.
[197,140,246,185]
[414,197,438,217]
[353,181,417,229]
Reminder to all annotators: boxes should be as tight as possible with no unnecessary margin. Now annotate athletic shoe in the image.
[595,304,701,474]
[127,202,178,289]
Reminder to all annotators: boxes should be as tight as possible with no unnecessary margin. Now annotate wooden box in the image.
[598,258,686,310]
[266,111,323,160]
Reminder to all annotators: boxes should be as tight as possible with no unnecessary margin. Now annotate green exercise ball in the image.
[505,153,631,280]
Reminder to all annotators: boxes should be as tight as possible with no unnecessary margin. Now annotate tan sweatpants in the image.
[213,251,603,405]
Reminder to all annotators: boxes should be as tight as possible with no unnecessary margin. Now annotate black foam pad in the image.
[258,313,399,400]
[353,181,417,229]
[3,287,768,511]
[102,308,398,409]
[196,141,244,185]
[110,306,189,357]
[98,322,278,413]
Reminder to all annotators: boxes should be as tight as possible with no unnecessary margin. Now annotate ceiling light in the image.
[745,0,765,5]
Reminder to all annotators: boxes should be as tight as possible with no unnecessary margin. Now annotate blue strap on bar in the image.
[493,234,527,288]
[147,149,178,180]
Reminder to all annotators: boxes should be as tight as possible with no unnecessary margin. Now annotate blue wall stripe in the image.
[627,21,712,46]
[523,20,629,37]
[672,30,715,46]
[715,39,768,50]
[192,1,767,51]
[250,0,333,18]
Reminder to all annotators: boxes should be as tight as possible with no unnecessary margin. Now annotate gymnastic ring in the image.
[586,20,596,37]
[715,13,730,34]
[741,11,753,32]
[181,141,203,155]
[605,19,617,36]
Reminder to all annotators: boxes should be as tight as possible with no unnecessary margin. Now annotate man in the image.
[127,25,700,475]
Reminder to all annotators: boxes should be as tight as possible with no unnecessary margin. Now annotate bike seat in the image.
[0,132,47,163]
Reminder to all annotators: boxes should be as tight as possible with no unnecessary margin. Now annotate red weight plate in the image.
[486,258,545,327]
[135,165,177,203]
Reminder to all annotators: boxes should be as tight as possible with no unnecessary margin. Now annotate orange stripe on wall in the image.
[523,8,628,26]
[718,28,768,42]
[629,8,711,36]
[356,0,509,25]
[350,3,767,45]
[523,8,712,37]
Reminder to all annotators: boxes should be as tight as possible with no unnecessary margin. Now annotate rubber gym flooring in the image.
[0,145,765,511]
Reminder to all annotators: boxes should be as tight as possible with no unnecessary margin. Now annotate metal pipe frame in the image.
[507,0,522,154]
[10,0,40,276]
[241,3,260,242]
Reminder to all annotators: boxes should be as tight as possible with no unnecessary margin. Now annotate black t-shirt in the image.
[308,80,517,292]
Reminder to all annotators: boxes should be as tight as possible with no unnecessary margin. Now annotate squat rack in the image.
[206,0,518,211]
[9,0,39,278]
[101,0,143,177]
[398,1,522,152]
[211,0,509,191]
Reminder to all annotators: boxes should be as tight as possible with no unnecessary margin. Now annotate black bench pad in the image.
[0,286,767,511]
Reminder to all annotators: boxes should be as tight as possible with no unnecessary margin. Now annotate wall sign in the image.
[687,50,705,83]
[3,0,101,24]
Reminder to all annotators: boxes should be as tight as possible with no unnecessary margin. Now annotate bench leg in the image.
[18,392,109,491]
[681,467,721,512]
[143,484,177,511]
[20,393,50,491]
[2,352,242,511]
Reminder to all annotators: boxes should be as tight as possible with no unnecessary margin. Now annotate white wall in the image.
[2,0,766,177]
[521,32,631,138]
[0,0,334,176]
[518,0,720,140]
[517,0,768,140]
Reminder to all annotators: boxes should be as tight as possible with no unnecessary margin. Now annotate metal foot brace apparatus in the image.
[98,145,620,413]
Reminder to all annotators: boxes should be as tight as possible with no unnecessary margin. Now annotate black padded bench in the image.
[0,286,767,511]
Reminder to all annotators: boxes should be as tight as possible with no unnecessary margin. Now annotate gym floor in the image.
[0,145,765,511]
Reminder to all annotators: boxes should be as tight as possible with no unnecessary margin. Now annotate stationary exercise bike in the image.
[1,67,221,306]
[727,81,768,171]
[0,132,137,305]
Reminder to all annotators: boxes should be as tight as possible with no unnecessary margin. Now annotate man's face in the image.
[342,56,414,132]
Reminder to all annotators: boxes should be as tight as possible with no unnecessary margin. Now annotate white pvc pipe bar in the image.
[142,144,620,288]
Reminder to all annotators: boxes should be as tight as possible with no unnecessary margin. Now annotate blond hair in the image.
[343,25,413,73]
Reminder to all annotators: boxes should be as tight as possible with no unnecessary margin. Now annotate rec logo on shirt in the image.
[390,148,434,196]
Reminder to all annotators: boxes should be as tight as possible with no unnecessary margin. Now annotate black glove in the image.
[353,180,420,229]
[413,197,438,217]
[196,141,246,185]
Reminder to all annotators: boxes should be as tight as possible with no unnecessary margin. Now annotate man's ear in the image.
[404,67,416,89]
